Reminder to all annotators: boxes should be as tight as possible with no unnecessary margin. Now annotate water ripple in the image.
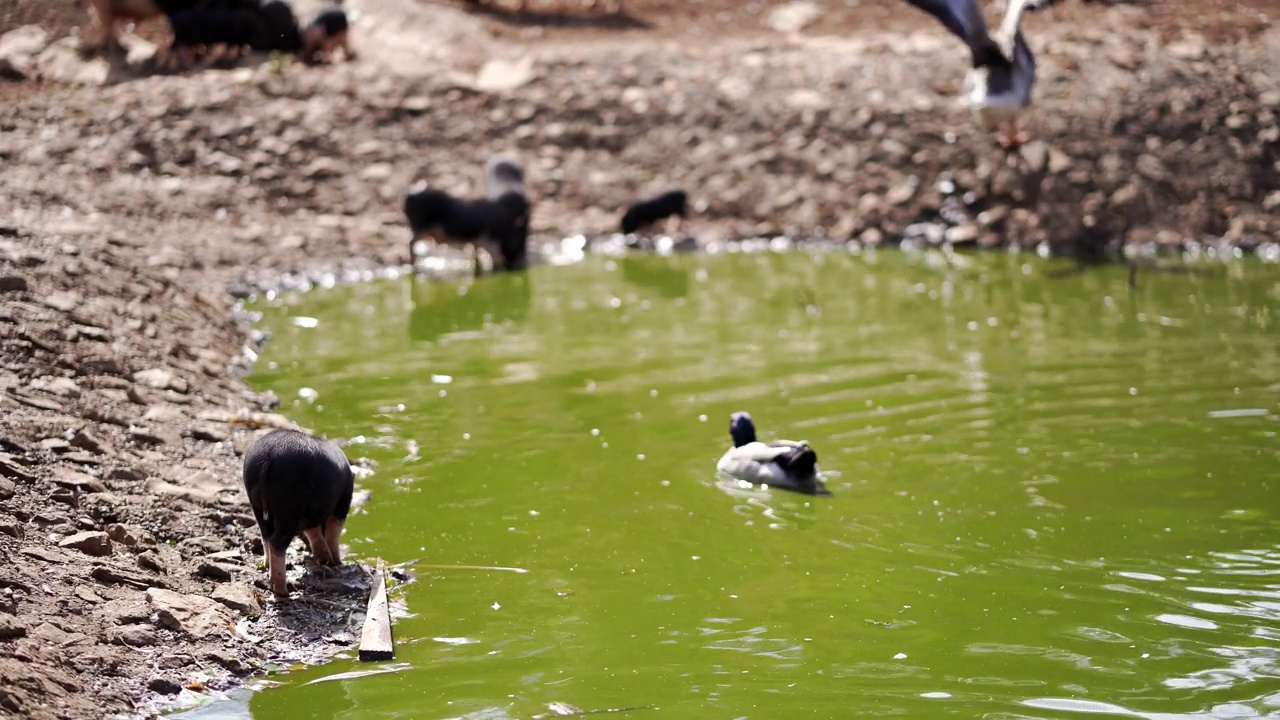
[1022,694,1280,719]
[238,254,1280,719]
[1155,614,1220,631]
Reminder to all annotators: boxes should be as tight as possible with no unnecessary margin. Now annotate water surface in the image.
[239,250,1278,719]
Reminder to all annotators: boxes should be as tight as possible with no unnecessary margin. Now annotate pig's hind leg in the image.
[302,526,336,566]
[322,516,345,567]
[266,540,290,597]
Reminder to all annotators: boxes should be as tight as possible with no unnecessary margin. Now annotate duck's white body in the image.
[717,440,816,488]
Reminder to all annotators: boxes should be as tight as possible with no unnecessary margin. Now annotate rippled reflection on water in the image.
[227,249,1278,720]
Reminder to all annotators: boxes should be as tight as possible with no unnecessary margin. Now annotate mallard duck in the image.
[903,0,1038,148]
[716,412,827,495]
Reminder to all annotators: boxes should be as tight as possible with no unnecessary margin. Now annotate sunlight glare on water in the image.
[225,251,1277,719]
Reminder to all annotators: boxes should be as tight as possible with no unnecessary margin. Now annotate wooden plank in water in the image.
[358,560,394,662]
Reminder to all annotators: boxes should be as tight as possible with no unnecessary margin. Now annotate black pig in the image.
[403,155,531,274]
[242,428,354,598]
[620,189,688,235]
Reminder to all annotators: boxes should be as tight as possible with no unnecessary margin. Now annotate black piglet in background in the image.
[620,189,688,236]
[403,155,532,275]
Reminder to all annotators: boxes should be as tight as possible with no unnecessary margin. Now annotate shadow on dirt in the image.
[457,0,651,31]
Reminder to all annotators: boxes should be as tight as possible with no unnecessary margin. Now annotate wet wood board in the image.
[358,560,394,661]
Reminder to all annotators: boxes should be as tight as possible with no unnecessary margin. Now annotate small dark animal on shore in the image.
[163,4,265,70]
[620,189,688,235]
[404,156,531,274]
[242,428,354,598]
[251,0,305,52]
[301,7,357,63]
[156,0,307,70]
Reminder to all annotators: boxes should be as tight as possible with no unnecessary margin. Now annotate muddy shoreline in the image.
[1,0,1278,717]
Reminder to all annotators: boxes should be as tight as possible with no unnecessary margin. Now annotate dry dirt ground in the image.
[1,0,1279,718]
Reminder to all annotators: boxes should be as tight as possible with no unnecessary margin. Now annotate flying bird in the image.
[902,0,1039,148]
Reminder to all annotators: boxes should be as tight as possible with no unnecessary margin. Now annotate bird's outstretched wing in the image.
[901,0,992,50]
[995,0,1036,58]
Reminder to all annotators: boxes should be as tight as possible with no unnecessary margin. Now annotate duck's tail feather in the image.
[780,445,818,480]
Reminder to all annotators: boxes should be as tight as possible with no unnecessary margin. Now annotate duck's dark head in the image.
[729,411,757,447]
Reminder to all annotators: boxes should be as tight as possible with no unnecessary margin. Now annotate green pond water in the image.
[234,250,1278,719]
